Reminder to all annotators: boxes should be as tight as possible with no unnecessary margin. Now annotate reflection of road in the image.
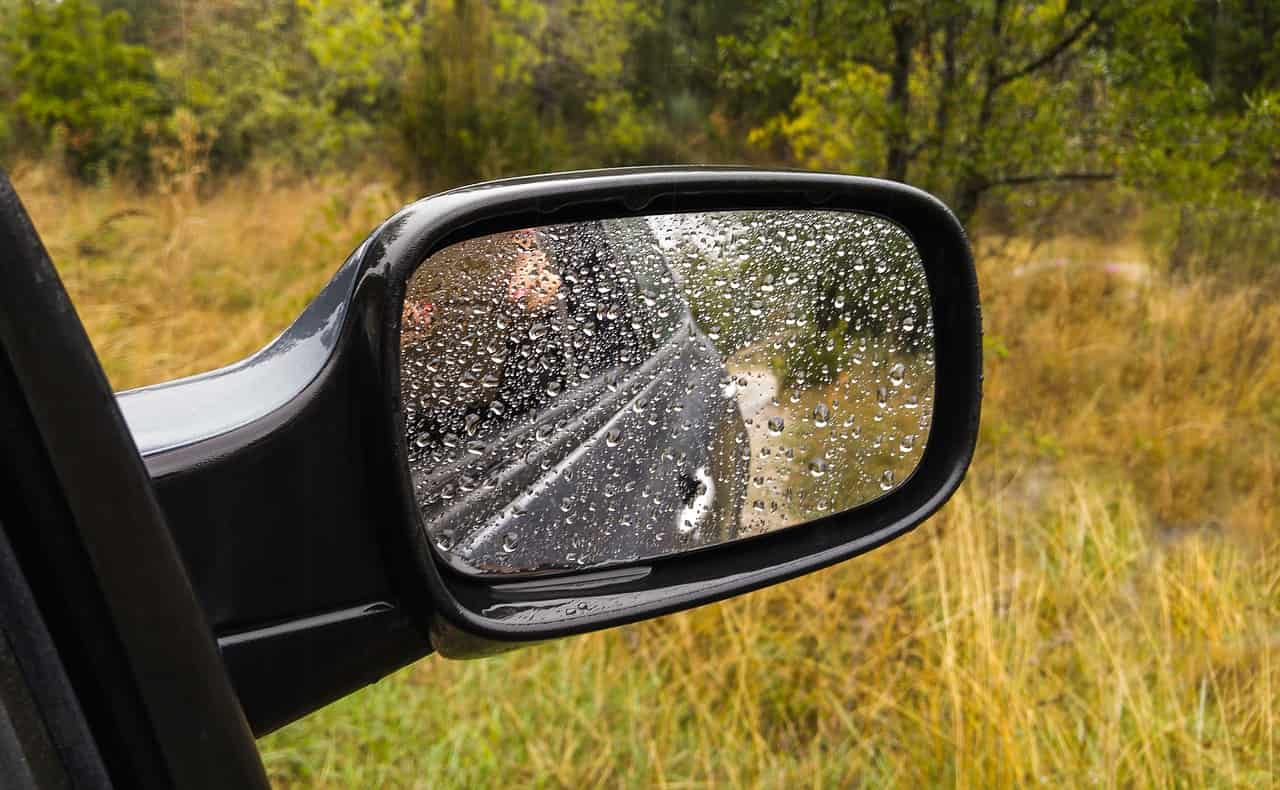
[734,365,778,418]
[726,361,795,535]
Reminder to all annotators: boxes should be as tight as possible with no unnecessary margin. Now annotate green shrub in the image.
[7,0,165,180]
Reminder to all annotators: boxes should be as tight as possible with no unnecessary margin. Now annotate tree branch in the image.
[985,171,1117,189]
[848,53,893,74]
[995,8,1102,87]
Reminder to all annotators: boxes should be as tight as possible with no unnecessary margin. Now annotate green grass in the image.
[15,164,1278,787]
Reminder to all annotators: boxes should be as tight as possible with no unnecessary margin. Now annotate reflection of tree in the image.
[664,210,932,388]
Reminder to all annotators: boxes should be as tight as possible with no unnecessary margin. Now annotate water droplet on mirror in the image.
[900,434,916,453]
[809,458,828,478]
[464,413,481,435]
[889,362,906,386]
[529,323,549,340]
[880,469,895,491]
[605,428,622,447]
[752,500,766,512]
[812,403,830,427]
[436,530,455,551]
[501,533,519,553]
[767,416,785,436]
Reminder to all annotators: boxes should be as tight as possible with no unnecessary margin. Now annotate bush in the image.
[7,0,165,180]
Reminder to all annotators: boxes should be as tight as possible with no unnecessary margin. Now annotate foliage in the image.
[155,0,415,174]
[396,0,679,183]
[720,0,1280,224]
[5,0,166,179]
[2,0,1276,210]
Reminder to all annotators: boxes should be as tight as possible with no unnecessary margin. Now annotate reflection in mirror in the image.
[399,211,934,576]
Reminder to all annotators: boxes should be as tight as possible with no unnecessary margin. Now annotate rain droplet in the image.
[767,416,785,436]
[605,428,622,447]
[880,469,895,491]
[812,403,831,428]
[528,323,549,340]
[809,458,828,478]
[888,362,906,386]
[501,533,519,553]
[899,434,916,453]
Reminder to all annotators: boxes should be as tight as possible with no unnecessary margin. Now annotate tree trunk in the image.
[885,16,914,182]
[952,180,985,228]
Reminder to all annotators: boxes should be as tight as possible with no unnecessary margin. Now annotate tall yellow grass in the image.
[13,165,1277,787]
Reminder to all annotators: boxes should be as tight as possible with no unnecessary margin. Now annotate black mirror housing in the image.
[376,169,982,655]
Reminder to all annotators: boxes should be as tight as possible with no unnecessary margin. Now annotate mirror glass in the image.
[399,210,934,576]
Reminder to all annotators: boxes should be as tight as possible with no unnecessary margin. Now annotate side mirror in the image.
[116,168,981,733]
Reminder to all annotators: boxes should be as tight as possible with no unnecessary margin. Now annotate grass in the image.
[13,164,1278,787]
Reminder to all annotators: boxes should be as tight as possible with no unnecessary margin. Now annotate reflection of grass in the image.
[20,170,1278,786]
[730,341,930,532]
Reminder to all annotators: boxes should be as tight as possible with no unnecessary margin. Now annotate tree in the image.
[720,0,1277,224]
[7,0,165,179]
